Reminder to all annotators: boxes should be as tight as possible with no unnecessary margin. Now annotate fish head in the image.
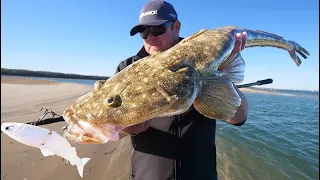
[62,56,200,144]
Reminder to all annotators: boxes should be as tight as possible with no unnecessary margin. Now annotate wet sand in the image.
[1,77,132,180]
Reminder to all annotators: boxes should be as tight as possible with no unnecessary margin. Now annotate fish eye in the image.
[107,98,113,103]
[105,95,122,107]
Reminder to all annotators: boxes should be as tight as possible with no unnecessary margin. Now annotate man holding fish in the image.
[116,1,248,179]
[2,0,309,179]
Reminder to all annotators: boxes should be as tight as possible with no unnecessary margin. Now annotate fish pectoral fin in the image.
[216,53,245,84]
[193,75,241,121]
[39,147,55,157]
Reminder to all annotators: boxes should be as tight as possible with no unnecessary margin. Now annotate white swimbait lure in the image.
[1,122,90,178]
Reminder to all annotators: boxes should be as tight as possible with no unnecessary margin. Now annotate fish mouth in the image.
[62,108,128,144]
[63,120,122,144]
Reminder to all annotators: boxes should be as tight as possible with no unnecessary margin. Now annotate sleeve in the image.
[229,117,247,126]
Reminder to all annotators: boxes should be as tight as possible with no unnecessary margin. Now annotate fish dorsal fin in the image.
[182,29,207,43]
[39,147,55,157]
[193,76,241,121]
[255,30,283,39]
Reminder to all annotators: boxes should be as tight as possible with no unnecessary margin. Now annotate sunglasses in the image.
[139,21,174,39]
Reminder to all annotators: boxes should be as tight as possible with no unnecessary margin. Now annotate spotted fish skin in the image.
[62,26,309,144]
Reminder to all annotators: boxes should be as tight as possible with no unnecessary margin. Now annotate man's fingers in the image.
[241,32,247,50]
[235,33,242,52]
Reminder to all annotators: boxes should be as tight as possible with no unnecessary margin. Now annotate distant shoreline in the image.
[239,88,285,95]
[1,67,110,80]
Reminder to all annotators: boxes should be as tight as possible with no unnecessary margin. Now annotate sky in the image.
[1,0,319,91]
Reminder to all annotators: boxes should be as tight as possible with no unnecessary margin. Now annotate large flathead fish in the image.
[62,26,309,144]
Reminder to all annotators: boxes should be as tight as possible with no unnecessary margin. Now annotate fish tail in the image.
[244,29,310,66]
[76,157,91,178]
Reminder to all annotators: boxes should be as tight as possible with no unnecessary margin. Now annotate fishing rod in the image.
[236,78,273,88]
[26,107,65,126]
[1,78,273,131]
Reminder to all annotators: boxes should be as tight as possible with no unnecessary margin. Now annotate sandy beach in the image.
[1,77,132,180]
[1,76,284,180]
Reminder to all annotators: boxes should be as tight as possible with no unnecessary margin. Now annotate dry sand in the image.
[1,77,132,180]
[1,76,280,180]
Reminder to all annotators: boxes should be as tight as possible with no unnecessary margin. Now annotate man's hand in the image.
[231,32,247,55]
[122,121,150,136]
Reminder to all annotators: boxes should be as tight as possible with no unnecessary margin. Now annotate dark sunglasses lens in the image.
[139,28,150,39]
[139,26,165,39]
[150,26,166,36]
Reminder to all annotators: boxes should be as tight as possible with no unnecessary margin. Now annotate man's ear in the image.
[174,20,181,35]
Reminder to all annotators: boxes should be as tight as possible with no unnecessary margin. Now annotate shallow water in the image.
[216,93,319,180]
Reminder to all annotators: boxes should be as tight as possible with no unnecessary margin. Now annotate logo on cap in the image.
[169,13,176,18]
[139,10,158,20]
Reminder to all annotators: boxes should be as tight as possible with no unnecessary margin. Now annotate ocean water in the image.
[216,93,319,180]
[3,75,319,180]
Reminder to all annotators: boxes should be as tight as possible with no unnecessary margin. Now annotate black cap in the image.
[130,0,178,36]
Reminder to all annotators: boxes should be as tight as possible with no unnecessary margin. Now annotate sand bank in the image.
[239,88,284,95]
